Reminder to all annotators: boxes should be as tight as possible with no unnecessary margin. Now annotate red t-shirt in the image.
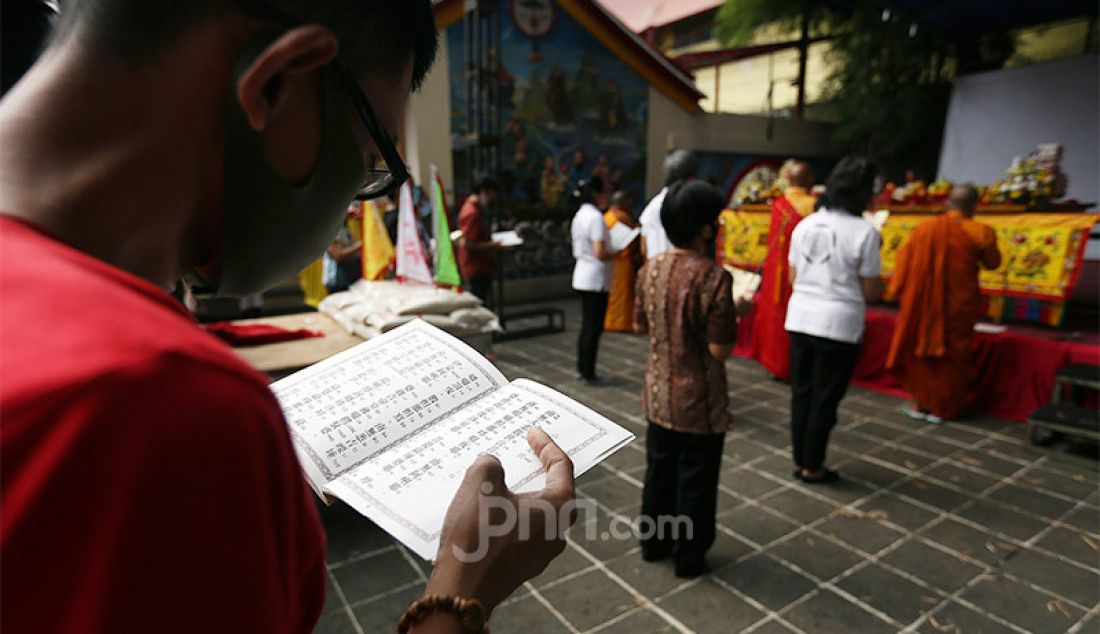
[457,196,494,278]
[0,217,326,632]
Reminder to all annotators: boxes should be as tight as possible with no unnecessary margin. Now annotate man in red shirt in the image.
[457,178,502,302]
[0,1,575,632]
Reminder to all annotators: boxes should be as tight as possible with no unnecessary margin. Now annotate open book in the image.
[271,320,634,560]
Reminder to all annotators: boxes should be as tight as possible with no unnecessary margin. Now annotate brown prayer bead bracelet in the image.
[396,595,489,634]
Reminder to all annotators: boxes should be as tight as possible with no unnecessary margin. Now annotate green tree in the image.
[714,1,1015,180]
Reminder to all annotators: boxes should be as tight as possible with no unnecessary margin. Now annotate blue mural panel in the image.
[447,1,649,213]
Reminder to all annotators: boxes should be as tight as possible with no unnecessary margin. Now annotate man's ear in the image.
[236,25,339,131]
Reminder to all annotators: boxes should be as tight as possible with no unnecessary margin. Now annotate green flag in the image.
[431,165,463,288]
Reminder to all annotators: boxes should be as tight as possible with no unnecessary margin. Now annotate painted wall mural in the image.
[447,0,650,219]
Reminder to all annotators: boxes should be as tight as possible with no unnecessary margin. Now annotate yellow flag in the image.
[360,200,395,281]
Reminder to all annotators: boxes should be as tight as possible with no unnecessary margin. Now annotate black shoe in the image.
[641,547,672,563]
[674,559,708,578]
[582,375,610,386]
[792,468,802,481]
[799,469,840,484]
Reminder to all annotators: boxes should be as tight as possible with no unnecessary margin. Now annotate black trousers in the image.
[640,422,725,573]
[576,290,608,379]
[466,274,492,303]
[789,331,860,471]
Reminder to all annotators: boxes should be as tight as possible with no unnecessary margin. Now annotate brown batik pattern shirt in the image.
[634,250,737,434]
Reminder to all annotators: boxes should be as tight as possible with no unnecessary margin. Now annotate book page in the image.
[491,230,524,248]
[724,265,762,300]
[607,223,640,253]
[270,320,509,493]
[325,378,635,560]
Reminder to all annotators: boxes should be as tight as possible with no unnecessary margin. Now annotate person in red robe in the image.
[887,184,1001,423]
[751,161,816,380]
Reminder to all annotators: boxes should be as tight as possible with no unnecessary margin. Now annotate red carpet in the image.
[734,307,1100,422]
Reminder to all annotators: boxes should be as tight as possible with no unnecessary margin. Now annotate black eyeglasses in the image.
[233,0,409,200]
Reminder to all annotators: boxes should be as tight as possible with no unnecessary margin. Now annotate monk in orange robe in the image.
[887,184,1001,422]
[604,191,642,332]
[751,161,816,380]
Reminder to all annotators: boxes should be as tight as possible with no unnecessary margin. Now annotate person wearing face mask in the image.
[0,1,577,632]
[456,177,502,303]
[633,181,736,578]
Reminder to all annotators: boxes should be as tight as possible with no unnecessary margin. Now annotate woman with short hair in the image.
[785,156,883,484]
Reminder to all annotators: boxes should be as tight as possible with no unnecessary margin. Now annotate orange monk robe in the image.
[604,206,642,332]
[886,211,1001,419]
[750,186,816,380]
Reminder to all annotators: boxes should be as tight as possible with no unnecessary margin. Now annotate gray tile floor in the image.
[314,301,1100,634]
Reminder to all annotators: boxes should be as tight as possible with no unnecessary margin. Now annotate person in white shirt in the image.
[785,156,883,484]
[571,177,615,384]
[639,149,697,261]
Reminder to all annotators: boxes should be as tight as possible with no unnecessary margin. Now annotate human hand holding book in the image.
[271,320,634,561]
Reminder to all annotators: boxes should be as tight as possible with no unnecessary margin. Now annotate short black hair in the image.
[571,176,603,208]
[823,156,877,216]
[661,181,725,248]
[663,149,697,187]
[53,0,438,90]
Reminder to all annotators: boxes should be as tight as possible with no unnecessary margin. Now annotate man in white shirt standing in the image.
[571,177,615,384]
[639,150,698,260]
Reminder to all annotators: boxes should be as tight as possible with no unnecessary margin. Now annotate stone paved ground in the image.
[313,300,1100,634]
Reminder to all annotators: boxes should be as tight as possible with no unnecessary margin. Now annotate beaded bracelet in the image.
[396,595,489,634]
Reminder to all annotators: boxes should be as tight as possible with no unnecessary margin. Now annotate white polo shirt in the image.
[784,208,882,344]
[571,203,613,292]
[639,187,673,260]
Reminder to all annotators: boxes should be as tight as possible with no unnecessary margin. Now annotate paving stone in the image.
[762,488,838,524]
[918,601,1018,634]
[782,589,896,634]
[919,518,1011,565]
[891,478,972,512]
[853,493,942,531]
[718,504,803,547]
[953,499,1050,541]
[986,482,1078,520]
[712,554,816,611]
[537,569,638,631]
[850,420,913,441]
[950,450,1029,478]
[828,430,884,455]
[959,575,1084,634]
[809,478,876,505]
[528,543,596,590]
[579,474,642,513]
[902,433,965,459]
[840,459,911,488]
[1056,506,1100,534]
[1017,466,1099,500]
[350,582,424,633]
[765,533,868,581]
[330,549,421,605]
[745,619,799,634]
[928,424,988,447]
[488,593,571,634]
[834,563,938,624]
[815,514,906,555]
[567,507,644,562]
[1034,526,1100,567]
[880,538,984,593]
[589,607,676,633]
[1000,547,1100,608]
[322,574,343,616]
[604,551,686,600]
[924,462,1001,493]
[720,467,786,499]
[869,445,939,471]
[656,579,766,634]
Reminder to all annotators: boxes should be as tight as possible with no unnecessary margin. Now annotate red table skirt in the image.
[733,308,1100,422]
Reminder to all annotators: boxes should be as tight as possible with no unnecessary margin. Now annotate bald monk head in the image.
[786,161,814,189]
[948,184,980,218]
